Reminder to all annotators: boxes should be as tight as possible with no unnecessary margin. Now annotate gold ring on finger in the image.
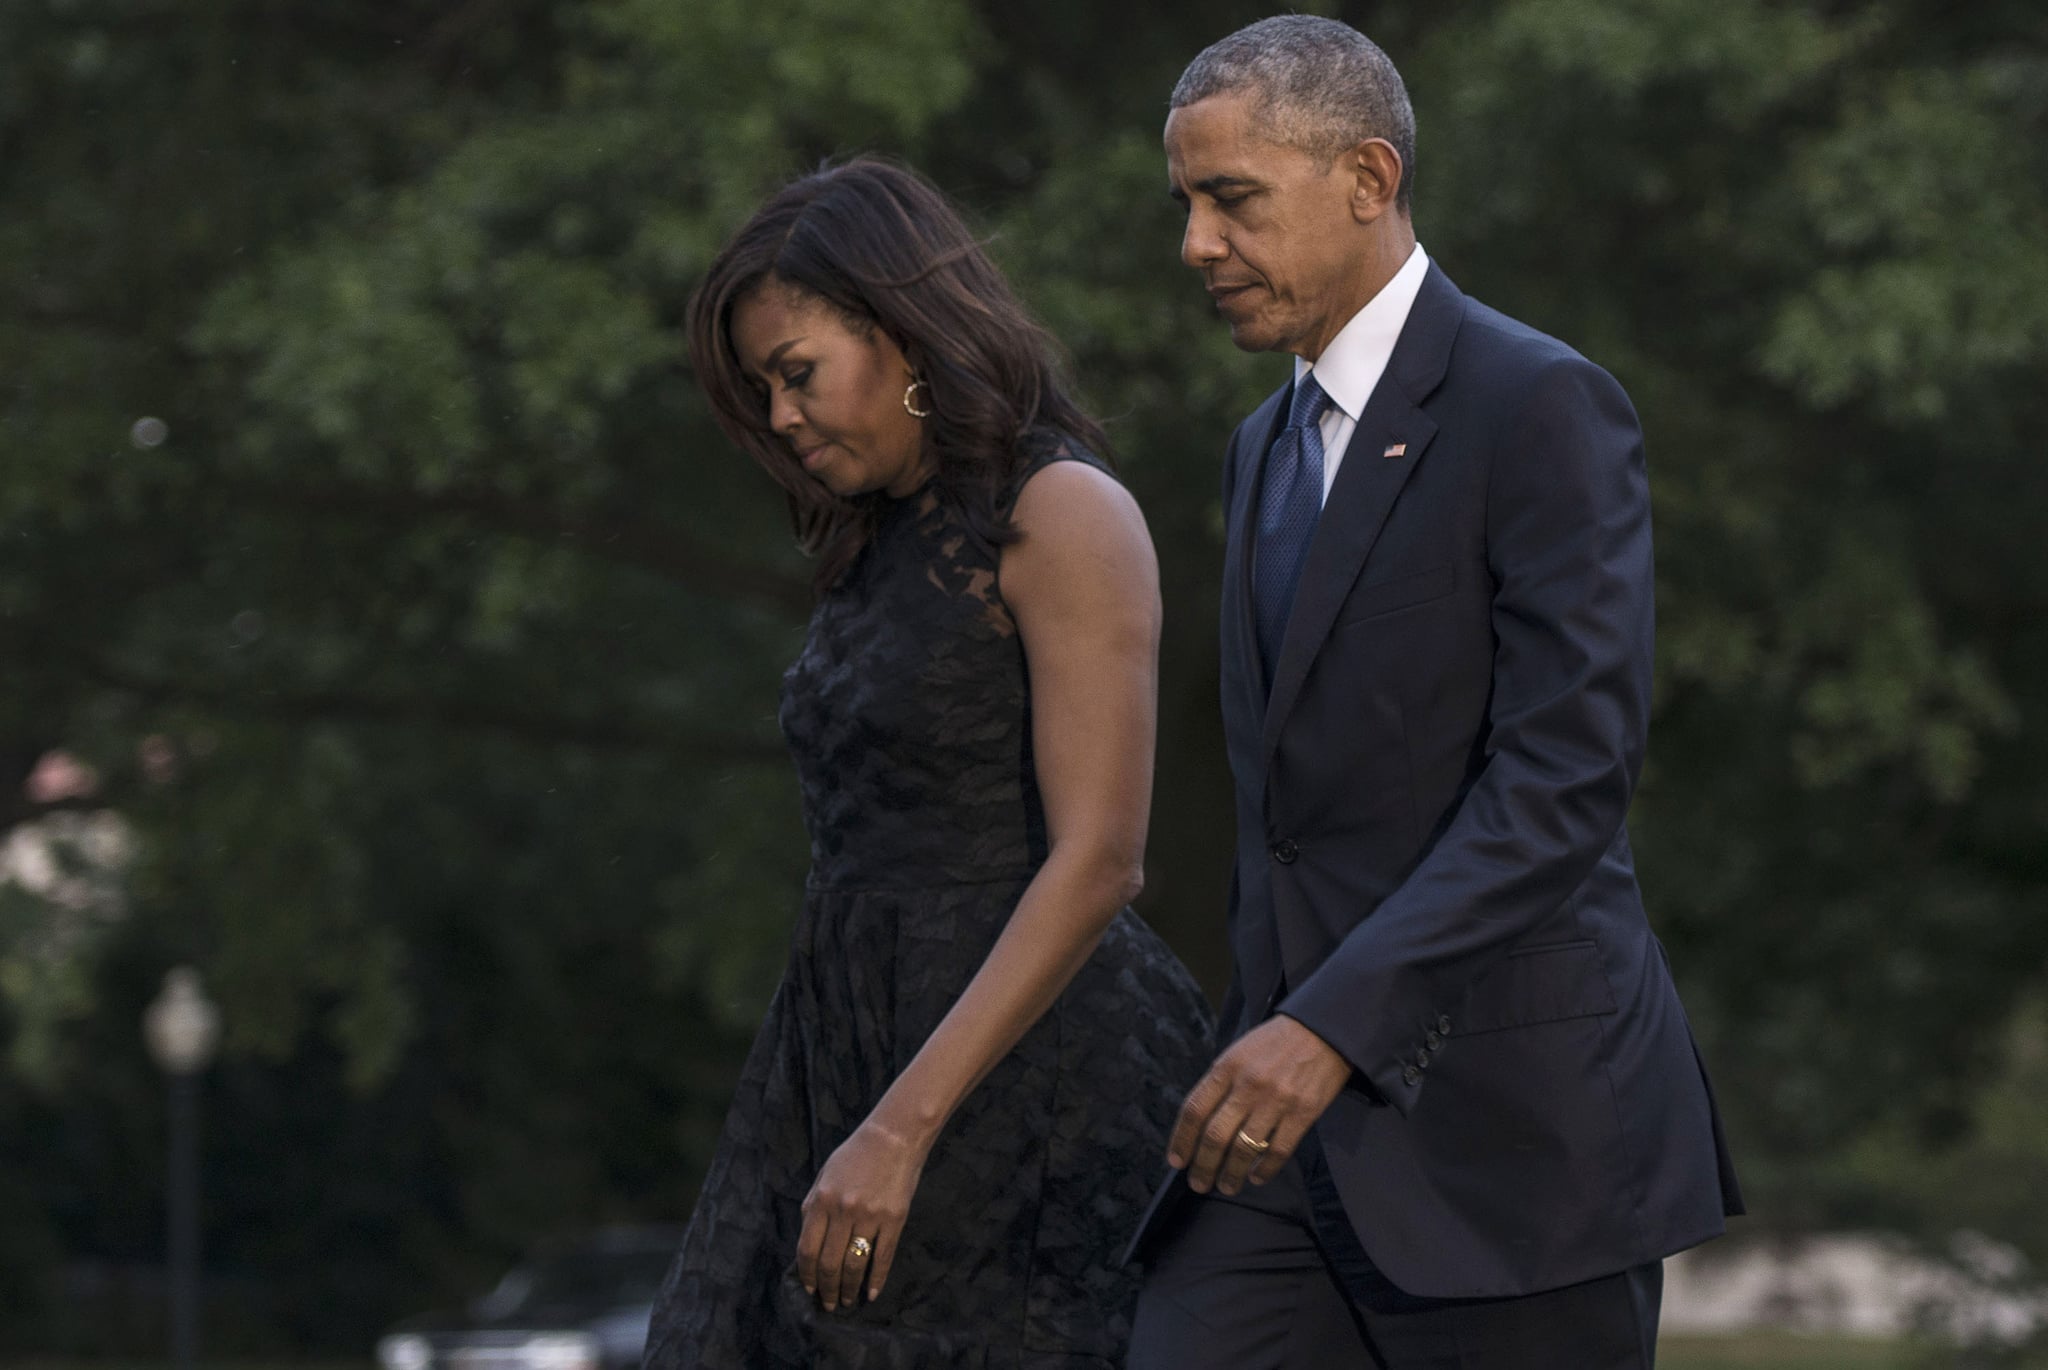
[847,1235,873,1260]
[1235,1128,1272,1154]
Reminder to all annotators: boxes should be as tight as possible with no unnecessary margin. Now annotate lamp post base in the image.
[168,1070,200,1370]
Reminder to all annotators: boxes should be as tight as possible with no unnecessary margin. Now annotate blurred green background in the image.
[3,0,2045,1360]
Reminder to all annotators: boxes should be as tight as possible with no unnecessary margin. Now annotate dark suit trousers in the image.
[1128,1132,1662,1370]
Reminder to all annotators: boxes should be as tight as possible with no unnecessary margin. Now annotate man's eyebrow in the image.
[1167,174,1261,203]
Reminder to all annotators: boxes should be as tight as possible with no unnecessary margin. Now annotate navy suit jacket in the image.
[1133,263,1741,1299]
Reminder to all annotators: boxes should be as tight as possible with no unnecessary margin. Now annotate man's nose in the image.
[1181,209,1227,270]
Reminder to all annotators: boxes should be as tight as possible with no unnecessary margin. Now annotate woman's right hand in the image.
[796,1116,934,1311]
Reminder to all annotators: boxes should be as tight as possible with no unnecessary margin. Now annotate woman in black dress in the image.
[644,159,1214,1368]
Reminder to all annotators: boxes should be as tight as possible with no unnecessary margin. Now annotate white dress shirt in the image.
[1294,242,1431,504]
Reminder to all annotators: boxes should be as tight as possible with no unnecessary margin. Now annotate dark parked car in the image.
[376,1226,684,1370]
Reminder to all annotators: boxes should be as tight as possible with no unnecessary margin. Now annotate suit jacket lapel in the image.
[1225,384,1291,702]
[1261,265,1466,761]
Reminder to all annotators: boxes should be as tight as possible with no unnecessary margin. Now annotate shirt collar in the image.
[1293,242,1431,421]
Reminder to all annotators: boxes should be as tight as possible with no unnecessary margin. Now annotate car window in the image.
[473,1250,673,1316]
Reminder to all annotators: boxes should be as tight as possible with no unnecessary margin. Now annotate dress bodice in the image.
[779,453,1099,891]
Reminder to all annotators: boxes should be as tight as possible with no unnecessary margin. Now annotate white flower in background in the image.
[2,752,138,1079]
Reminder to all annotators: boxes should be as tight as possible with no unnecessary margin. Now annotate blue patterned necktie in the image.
[1254,374,1332,679]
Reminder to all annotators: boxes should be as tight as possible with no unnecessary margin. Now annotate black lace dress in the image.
[646,449,1215,1368]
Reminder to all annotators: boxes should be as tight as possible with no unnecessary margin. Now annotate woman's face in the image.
[729,281,929,499]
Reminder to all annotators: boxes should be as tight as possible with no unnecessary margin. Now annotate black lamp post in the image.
[144,967,220,1370]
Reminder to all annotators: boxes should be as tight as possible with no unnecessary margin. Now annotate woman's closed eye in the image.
[747,366,812,403]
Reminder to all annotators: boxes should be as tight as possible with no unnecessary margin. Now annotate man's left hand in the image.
[1168,1014,1352,1196]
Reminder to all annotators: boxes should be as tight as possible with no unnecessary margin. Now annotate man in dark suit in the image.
[1128,17,1742,1369]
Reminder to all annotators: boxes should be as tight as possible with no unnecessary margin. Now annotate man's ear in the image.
[1348,138,1404,225]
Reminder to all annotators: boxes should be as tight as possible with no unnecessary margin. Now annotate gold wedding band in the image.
[847,1235,874,1260]
[1235,1128,1272,1154]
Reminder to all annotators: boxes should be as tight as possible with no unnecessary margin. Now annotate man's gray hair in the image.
[1171,16,1416,209]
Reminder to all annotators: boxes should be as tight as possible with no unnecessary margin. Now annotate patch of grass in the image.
[1659,1332,1922,1368]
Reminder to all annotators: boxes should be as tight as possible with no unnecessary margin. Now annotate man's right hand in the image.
[1168,1013,1352,1197]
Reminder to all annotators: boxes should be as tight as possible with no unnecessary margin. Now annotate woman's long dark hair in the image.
[686,157,1112,591]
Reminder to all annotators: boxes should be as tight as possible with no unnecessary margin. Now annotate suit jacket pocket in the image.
[1333,563,1457,627]
[1455,942,1617,1035]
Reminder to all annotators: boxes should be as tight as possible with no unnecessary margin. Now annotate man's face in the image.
[1164,90,1362,359]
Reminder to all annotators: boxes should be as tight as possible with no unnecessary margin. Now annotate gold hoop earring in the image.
[903,378,933,419]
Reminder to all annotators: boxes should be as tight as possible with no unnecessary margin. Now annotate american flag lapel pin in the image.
[1382,442,1407,459]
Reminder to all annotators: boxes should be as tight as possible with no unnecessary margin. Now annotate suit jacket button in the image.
[1437,1015,1452,1036]
[1402,1064,1422,1086]
[1271,839,1299,864]
[1426,1032,1443,1050]
[1415,1049,1430,1069]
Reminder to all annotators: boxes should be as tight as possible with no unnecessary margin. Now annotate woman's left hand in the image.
[796,1116,932,1311]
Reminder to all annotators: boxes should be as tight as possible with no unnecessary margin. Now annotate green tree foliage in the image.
[2,0,2043,1348]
